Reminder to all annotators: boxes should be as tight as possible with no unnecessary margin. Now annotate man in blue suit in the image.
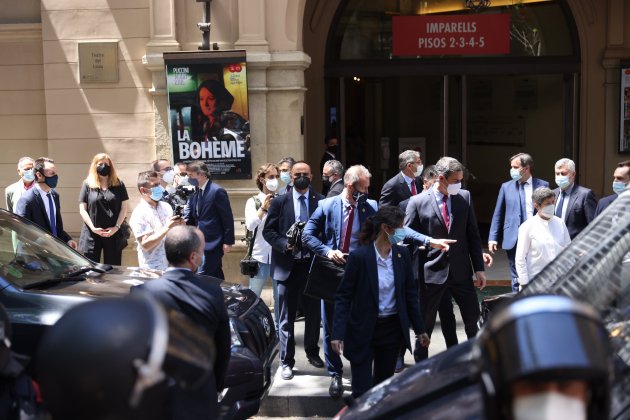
[184,161,235,279]
[15,157,77,249]
[552,158,597,239]
[595,160,630,216]
[488,153,548,291]
[262,161,324,380]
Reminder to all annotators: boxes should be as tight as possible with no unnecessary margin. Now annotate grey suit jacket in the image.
[553,184,597,239]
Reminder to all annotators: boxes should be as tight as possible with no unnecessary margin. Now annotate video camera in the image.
[165,184,196,217]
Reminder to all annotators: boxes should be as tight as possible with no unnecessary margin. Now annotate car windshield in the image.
[0,210,94,288]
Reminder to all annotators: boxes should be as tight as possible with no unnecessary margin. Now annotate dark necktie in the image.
[341,204,355,253]
[46,192,58,237]
[555,191,565,218]
[519,182,527,223]
[441,195,450,230]
[298,195,308,222]
[197,187,204,216]
[411,181,417,196]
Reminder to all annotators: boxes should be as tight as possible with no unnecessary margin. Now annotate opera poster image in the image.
[164,51,251,179]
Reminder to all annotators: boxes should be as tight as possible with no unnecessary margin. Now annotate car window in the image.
[0,211,93,288]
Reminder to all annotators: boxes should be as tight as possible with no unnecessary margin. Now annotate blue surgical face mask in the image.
[387,227,406,245]
[613,180,628,195]
[510,168,522,181]
[280,171,291,185]
[188,177,199,187]
[149,185,165,201]
[555,175,571,190]
[197,252,205,273]
[22,169,35,182]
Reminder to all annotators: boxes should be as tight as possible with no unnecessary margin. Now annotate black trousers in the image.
[438,290,458,347]
[415,278,480,361]
[276,259,321,368]
[350,315,403,398]
[79,227,123,265]
[200,248,224,280]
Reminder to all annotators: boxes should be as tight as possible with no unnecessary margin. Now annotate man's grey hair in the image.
[277,157,296,169]
[555,158,576,172]
[510,153,534,169]
[344,164,372,185]
[532,187,555,207]
[435,157,464,179]
[324,160,344,177]
[398,150,421,171]
[17,156,34,169]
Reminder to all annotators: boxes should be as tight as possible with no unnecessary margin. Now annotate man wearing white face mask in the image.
[514,187,570,289]
[552,158,597,240]
[379,150,423,207]
[5,156,35,213]
[244,163,279,297]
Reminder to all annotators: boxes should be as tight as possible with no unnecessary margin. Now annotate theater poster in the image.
[164,50,251,179]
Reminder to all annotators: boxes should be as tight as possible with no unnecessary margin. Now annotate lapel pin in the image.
[362,208,365,212]
[397,253,401,258]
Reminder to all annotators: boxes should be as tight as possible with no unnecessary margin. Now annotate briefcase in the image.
[304,255,345,302]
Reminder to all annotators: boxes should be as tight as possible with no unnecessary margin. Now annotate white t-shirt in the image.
[129,199,173,270]
[244,192,271,264]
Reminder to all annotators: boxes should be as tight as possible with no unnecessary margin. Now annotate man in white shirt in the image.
[129,171,183,270]
[5,156,35,213]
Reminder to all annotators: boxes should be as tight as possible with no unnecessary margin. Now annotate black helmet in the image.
[476,294,612,420]
[35,293,216,420]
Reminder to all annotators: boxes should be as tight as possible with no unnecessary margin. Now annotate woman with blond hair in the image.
[78,153,129,265]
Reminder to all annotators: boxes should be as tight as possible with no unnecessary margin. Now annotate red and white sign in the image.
[392,14,510,56]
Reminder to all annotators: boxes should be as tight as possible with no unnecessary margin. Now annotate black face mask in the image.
[322,175,331,188]
[96,164,111,176]
[351,190,367,204]
[327,146,339,156]
[293,176,310,190]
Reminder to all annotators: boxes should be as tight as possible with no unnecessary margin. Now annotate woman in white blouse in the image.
[244,163,279,297]
[516,187,571,289]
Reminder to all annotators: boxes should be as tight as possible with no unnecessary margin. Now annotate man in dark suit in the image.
[262,161,324,380]
[405,157,486,361]
[379,150,423,207]
[15,157,77,249]
[322,160,344,197]
[552,158,597,239]
[319,136,339,175]
[488,153,548,291]
[595,160,630,216]
[131,225,230,420]
[184,161,235,279]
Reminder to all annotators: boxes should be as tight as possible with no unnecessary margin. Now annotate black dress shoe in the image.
[306,354,325,368]
[329,374,343,398]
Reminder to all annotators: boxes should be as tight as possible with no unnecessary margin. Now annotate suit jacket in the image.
[15,186,72,242]
[262,188,324,281]
[553,184,597,239]
[184,181,235,251]
[595,194,617,217]
[326,179,344,198]
[131,269,230,419]
[379,173,422,207]
[303,195,378,257]
[332,244,424,364]
[488,177,549,250]
[405,189,484,285]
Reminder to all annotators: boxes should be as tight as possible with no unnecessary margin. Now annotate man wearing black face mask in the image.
[263,161,325,380]
[15,157,77,249]
[322,160,344,197]
[320,136,340,175]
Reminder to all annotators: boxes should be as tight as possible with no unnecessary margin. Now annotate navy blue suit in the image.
[184,181,235,279]
[15,186,72,243]
[262,188,324,367]
[595,194,617,217]
[131,269,230,420]
[379,173,422,207]
[553,184,597,239]
[489,177,548,290]
[332,244,424,397]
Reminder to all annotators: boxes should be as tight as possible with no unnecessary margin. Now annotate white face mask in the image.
[513,392,586,420]
[162,169,175,185]
[447,182,461,196]
[540,204,555,219]
[265,178,278,192]
[414,164,424,178]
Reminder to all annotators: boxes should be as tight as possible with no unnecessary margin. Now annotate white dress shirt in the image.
[374,244,397,317]
[515,215,571,285]
[555,184,574,221]
[244,191,271,264]
[521,176,534,219]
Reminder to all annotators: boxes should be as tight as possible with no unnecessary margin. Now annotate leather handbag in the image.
[119,218,131,250]
[240,226,260,278]
[304,254,345,302]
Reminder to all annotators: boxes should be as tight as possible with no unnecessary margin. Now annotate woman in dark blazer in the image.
[331,205,430,397]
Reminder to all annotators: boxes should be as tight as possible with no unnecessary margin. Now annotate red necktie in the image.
[411,181,417,196]
[441,195,450,230]
[341,205,355,253]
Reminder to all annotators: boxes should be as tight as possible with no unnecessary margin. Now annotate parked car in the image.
[334,190,630,420]
[0,209,278,420]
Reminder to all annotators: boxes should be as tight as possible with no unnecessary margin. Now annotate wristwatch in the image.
[115,224,121,229]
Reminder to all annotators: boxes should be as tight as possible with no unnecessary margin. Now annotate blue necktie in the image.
[519,182,527,223]
[298,195,308,222]
[555,191,565,218]
[46,192,58,237]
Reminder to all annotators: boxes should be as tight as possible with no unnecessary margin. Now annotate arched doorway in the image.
[321,0,580,233]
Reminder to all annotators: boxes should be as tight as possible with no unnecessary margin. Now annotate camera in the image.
[165,184,196,217]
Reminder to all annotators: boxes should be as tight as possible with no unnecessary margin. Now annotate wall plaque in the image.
[78,42,119,83]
